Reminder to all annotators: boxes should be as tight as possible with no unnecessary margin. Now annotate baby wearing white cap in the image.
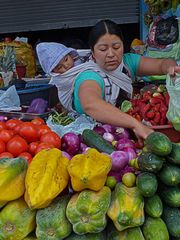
[36,42,82,76]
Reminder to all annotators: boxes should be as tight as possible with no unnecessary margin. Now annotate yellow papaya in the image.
[25,148,69,209]
[67,148,112,191]
[107,183,144,231]
[0,157,28,201]
[0,197,36,240]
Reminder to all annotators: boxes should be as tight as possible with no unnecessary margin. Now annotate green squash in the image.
[145,132,172,156]
[159,163,180,186]
[162,205,180,238]
[144,194,163,218]
[159,184,180,207]
[66,186,111,235]
[136,172,158,197]
[167,143,180,165]
[0,197,36,240]
[36,195,72,240]
[142,216,169,240]
[107,183,144,232]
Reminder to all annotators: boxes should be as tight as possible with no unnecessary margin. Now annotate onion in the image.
[103,132,114,143]
[124,147,137,161]
[79,142,88,153]
[119,165,136,180]
[62,151,72,160]
[115,138,135,151]
[108,170,121,182]
[102,124,116,133]
[110,150,129,172]
[61,132,80,156]
[115,127,130,140]
[0,116,7,122]
[93,126,106,136]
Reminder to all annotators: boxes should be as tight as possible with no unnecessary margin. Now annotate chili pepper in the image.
[152,92,165,100]
[160,101,168,113]
[160,110,167,125]
[146,110,155,119]
[153,112,161,125]
[141,92,152,103]
[150,97,163,106]
[131,106,140,115]
[150,120,156,126]
[153,103,161,112]
[163,92,170,107]
[134,113,142,122]
[141,103,151,119]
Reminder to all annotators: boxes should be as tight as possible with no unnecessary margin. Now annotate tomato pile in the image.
[0,118,61,164]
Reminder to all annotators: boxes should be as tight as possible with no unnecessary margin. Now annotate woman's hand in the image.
[167,65,180,76]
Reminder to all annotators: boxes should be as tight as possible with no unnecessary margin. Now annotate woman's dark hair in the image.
[88,19,124,50]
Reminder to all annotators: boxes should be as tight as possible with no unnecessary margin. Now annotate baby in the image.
[36,42,83,75]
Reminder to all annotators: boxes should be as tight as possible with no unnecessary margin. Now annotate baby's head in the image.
[36,42,78,75]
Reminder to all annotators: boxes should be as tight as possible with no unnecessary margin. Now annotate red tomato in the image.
[6,119,22,130]
[13,124,22,135]
[19,122,39,143]
[0,152,14,158]
[19,152,32,164]
[0,140,6,154]
[28,141,39,156]
[40,131,61,149]
[37,125,51,137]
[31,118,45,126]
[0,122,7,131]
[35,142,54,154]
[0,129,14,143]
[6,135,28,157]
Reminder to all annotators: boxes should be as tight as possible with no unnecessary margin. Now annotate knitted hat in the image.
[36,42,78,75]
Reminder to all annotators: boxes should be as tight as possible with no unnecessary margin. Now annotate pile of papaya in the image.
[0,127,179,239]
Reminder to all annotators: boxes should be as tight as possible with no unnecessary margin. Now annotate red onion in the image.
[115,127,130,140]
[108,170,121,182]
[115,138,135,151]
[61,132,80,156]
[103,132,114,143]
[119,165,136,180]
[110,150,129,171]
[102,124,116,133]
[62,151,72,160]
[93,126,106,136]
[124,147,137,161]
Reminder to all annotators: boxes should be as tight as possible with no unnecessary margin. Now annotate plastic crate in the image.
[17,84,58,107]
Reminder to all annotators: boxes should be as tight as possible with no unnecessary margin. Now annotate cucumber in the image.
[145,132,172,156]
[82,129,115,154]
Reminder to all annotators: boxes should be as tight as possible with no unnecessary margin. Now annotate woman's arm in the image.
[79,80,153,141]
[137,56,179,76]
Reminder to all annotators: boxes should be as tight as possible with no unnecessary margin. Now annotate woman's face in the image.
[92,33,124,71]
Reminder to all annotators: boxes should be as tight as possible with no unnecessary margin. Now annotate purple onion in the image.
[119,165,136,180]
[124,147,137,161]
[79,142,88,153]
[110,150,129,172]
[115,138,135,151]
[115,128,130,140]
[93,126,106,136]
[62,151,72,160]
[103,132,115,143]
[102,124,116,133]
[61,132,80,156]
[108,170,121,182]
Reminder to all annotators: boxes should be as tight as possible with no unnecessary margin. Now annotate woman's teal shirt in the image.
[73,53,141,113]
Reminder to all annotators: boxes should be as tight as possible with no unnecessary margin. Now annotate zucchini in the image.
[145,132,172,156]
[82,129,115,154]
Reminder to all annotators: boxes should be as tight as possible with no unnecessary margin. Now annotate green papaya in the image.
[66,186,111,235]
[0,197,36,240]
[36,195,72,240]
[65,232,106,239]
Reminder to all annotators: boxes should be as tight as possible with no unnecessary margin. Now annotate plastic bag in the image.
[46,114,95,137]
[155,17,179,45]
[166,74,180,131]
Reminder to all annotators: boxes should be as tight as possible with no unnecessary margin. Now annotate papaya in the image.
[25,148,69,209]
[142,216,169,240]
[0,157,28,201]
[65,232,106,239]
[107,183,144,232]
[36,195,72,240]
[0,197,36,240]
[66,186,111,235]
